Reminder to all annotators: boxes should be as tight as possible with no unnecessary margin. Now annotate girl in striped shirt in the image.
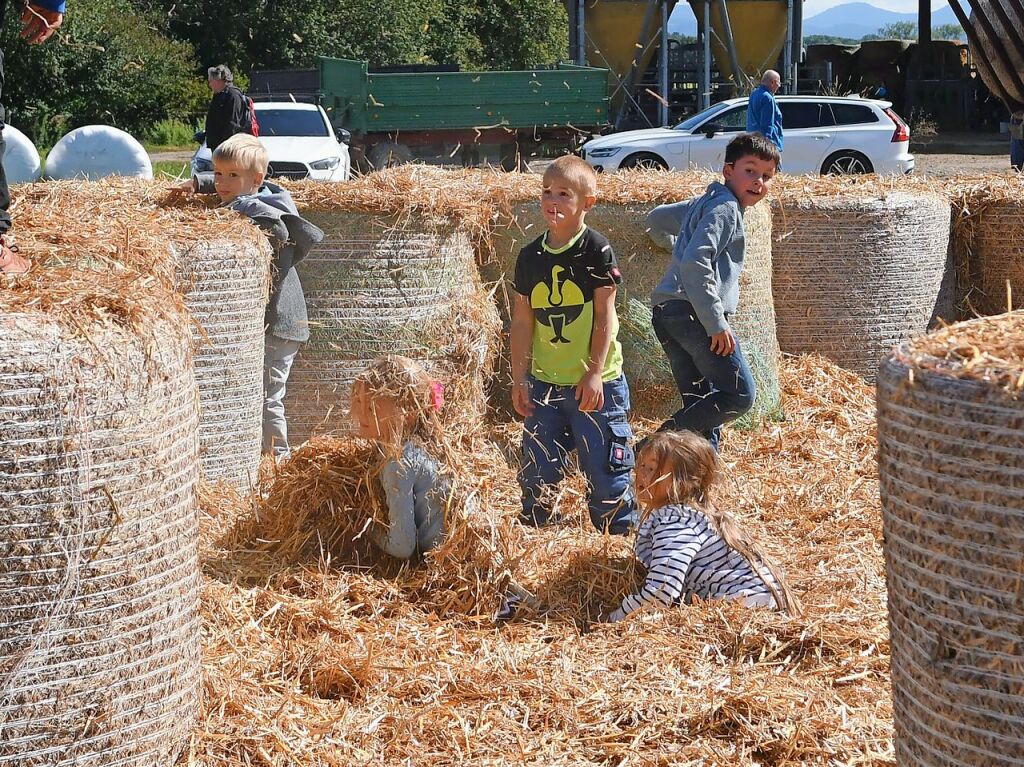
[608,430,800,622]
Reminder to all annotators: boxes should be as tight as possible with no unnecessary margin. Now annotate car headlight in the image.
[193,157,213,172]
[310,157,341,171]
[585,146,622,158]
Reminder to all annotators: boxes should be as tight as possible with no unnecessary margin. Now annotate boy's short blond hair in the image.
[213,133,269,175]
[543,154,598,197]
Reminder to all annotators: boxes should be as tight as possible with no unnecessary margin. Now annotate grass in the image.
[152,160,190,179]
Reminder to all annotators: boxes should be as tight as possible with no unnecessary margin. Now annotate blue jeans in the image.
[652,300,756,451]
[1012,135,1023,172]
[519,375,638,534]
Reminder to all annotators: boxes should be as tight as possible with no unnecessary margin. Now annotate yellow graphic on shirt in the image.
[530,265,586,344]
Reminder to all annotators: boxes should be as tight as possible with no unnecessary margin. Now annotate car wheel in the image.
[822,150,874,175]
[368,141,413,170]
[619,152,668,171]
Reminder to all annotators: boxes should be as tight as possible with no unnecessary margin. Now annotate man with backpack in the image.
[205,64,256,151]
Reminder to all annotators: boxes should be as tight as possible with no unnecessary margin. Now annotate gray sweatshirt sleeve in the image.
[372,456,420,560]
[645,201,690,252]
[674,204,736,335]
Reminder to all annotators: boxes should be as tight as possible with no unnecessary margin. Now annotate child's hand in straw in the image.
[710,329,737,357]
[575,370,604,412]
[167,178,197,199]
[512,378,534,418]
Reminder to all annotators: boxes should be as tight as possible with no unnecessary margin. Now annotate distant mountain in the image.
[803,2,960,38]
[667,2,961,40]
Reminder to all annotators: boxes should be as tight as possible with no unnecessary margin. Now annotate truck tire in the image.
[368,141,413,170]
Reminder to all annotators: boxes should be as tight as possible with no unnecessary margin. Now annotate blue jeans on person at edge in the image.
[652,300,756,452]
[519,375,638,535]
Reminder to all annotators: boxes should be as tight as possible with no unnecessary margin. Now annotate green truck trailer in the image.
[315,57,610,169]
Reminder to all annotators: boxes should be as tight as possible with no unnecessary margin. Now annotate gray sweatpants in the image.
[263,332,300,458]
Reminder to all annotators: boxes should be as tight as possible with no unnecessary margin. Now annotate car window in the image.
[255,109,330,137]
[829,103,881,126]
[780,102,833,129]
[675,101,730,130]
[714,106,748,131]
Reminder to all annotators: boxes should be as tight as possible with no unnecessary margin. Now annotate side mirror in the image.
[702,123,723,138]
[193,129,206,143]
[335,127,351,144]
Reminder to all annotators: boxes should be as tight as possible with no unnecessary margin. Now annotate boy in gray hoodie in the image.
[180,133,324,459]
[644,133,779,451]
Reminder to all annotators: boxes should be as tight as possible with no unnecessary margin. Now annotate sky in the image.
[803,0,949,17]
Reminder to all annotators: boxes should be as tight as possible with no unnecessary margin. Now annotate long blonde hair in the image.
[638,431,802,616]
[350,355,447,456]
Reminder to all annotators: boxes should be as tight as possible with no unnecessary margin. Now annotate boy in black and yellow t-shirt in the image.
[510,156,637,535]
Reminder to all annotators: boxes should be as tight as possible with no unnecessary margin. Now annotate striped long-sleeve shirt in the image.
[609,504,779,622]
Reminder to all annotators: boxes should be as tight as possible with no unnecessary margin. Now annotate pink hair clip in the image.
[430,381,445,412]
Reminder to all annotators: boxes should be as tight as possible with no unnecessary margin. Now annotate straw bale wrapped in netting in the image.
[488,172,781,423]
[949,175,1024,318]
[171,237,271,490]
[282,209,498,442]
[772,179,951,381]
[12,180,272,491]
[0,269,201,766]
[878,311,1024,767]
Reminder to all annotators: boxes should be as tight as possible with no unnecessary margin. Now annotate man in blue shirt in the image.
[0,0,65,274]
[746,70,783,152]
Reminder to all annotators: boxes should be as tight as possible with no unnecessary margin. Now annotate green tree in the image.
[153,0,567,74]
[932,23,965,41]
[874,20,917,40]
[1,0,201,143]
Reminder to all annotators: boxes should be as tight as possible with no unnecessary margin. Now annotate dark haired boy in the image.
[644,132,780,451]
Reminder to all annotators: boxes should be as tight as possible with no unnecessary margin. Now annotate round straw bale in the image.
[286,212,497,442]
[171,237,272,491]
[772,190,950,381]
[0,277,201,765]
[878,311,1024,766]
[489,197,781,423]
[965,194,1024,318]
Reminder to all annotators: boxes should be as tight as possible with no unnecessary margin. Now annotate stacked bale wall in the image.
[0,272,201,766]
[287,212,498,442]
[13,181,272,490]
[772,190,950,381]
[878,311,1024,766]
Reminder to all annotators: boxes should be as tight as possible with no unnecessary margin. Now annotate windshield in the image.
[256,109,330,137]
[674,102,731,131]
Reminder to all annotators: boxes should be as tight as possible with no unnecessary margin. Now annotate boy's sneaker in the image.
[494,583,535,624]
[0,236,29,275]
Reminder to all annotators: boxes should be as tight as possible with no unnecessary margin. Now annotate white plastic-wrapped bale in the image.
[772,190,951,381]
[878,311,1024,767]
[286,212,497,442]
[44,126,153,181]
[171,236,272,491]
[1,126,41,183]
[0,272,201,766]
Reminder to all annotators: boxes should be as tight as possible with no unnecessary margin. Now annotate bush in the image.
[144,118,200,147]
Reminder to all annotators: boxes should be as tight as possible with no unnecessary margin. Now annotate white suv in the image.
[192,101,351,182]
[581,96,914,176]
